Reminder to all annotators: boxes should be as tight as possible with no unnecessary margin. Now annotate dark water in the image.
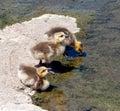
[1,0,120,111]
[59,0,120,111]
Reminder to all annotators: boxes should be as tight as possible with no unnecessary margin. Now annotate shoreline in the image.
[0,14,80,111]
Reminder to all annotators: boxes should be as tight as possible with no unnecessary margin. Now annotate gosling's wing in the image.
[31,42,50,54]
[19,64,37,79]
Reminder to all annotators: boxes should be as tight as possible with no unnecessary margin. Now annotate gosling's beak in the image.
[47,68,55,74]
[65,34,69,38]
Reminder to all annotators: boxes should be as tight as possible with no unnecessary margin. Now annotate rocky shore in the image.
[0,14,79,111]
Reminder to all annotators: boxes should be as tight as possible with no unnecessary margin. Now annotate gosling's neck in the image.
[56,41,66,47]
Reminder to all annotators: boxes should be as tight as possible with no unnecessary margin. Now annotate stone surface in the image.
[0,14,79,111]
[0,103,48,111]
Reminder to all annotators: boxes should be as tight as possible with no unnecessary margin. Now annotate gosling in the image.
[45,27,76,46]
[45,27,83,52]
[31,32,69,66]
[17,64,51,91]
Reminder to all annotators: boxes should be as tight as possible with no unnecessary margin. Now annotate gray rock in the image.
[0,14,79,111]
[0,103,48,111]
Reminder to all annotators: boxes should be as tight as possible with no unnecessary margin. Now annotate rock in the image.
[0,103,48,111]
[0,14,79,110]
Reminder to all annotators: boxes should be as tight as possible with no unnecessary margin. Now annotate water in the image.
[59,0,120,111]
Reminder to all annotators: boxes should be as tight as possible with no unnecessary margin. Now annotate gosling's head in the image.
[46,27,76,45]
[36,66,49,78]
[52,32,69,42]
[74,41,83,52]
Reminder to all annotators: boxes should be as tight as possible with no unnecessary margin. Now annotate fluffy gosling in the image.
[17,64,51,91]
[45,27,83,52]
[45,27,76,46]
[31,32,68,66]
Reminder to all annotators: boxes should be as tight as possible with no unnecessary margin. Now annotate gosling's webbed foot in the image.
[16,85,26,92]
[23,87,36,96]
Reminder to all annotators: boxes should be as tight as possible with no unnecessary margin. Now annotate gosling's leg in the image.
[38,60,43,66]
[35,60,43,67]
[44,55,51,68]
[16,80,28,91]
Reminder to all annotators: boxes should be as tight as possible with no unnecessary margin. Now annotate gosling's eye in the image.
[59,35,64,38]
[41,69,46,73]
